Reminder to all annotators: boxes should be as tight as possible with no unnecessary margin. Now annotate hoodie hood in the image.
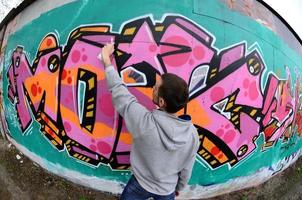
[153,109,193,151]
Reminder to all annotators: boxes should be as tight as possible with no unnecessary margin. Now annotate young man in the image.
[99,44,200,200]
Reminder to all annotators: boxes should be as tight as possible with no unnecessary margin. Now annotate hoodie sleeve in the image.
[105,65,151,138]
[176,131,200,191]
[176,153,197,191]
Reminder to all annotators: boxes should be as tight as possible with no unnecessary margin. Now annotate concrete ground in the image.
[0,136,302,200]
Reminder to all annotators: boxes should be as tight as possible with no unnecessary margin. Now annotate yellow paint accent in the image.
[74,153,79,158]
[233,106,242,112]
[210,74,216,78]
[66,140,71,145]
[250,109,257,116]
[210,160,217,165]
[124,27,136,35]
[230,159,236,164]
[80,70,85,78]
[86,111,93,117]
[78,155,83,159]
[232,115,239,121]
[85,158,91,162]
[87,104,94,110]
[70,30,78,37]
[211,68,217,72]
[199,149,205,155]
[86,125,92,131]
[226,102,234,110]
[51,140,58,146]
[72,33,81,39]
[254,63,260,69]
[88,77,95,90]
[88,97,94,103]
[117,51,123,56]
[230,95,236,102]
[155,26,164,31]
[248,58,254,65]
[205,155,211,159]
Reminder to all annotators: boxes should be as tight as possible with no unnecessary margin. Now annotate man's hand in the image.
[98,43,114,68]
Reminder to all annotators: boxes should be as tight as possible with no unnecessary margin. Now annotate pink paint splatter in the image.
[223,130,236,143]
[99,95,115,117]
[64,122,72,132]
[71,50,81,63]
[210,87,225,102]
[41,57,46,67]
[89,145,96,151]
[161,36,190,67]
[249,81,259,100]
[216,129,224,137]
[243,78,249,89]
[149,44,157,52]
[82,55,87,62]
[193,46,205,60]
[97,141,112,154]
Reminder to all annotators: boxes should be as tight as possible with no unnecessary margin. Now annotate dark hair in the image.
[158,73,189,113]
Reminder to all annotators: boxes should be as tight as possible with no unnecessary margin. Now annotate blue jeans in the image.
[120,175,175,200]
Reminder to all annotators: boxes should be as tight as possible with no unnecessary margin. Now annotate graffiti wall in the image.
[1,0,302,199]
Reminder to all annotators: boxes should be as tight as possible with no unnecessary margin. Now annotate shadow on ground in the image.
[0,136,302,200]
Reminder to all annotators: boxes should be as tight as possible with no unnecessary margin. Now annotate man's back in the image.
[130,109,199,195]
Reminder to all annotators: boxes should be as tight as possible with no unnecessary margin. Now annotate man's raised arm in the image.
[98,44,152,138]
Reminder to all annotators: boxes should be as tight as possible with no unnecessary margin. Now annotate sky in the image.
[0,0,22,22]
[0,0,301,39]
[264,0,302,39]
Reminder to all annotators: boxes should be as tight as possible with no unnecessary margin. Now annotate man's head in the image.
[152,73,189,114]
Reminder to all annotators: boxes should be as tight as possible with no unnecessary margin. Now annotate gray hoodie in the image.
[105,65,200,195]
